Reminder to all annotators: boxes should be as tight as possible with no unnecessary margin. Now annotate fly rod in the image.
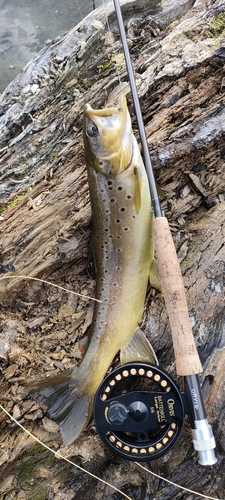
[112,0,217,465]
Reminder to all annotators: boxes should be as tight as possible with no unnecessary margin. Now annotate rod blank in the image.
[113,0,162,217]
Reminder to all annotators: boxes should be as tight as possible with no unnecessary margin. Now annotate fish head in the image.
[83,94,133,175]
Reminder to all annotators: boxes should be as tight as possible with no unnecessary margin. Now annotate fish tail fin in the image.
[27,369,93,445]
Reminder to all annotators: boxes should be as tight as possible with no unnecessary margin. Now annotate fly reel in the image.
[94,362,185,461]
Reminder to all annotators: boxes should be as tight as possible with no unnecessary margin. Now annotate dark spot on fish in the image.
[123,227,129,231]
[116,219,120,223]
[108,235,113,238]
[117,248,122,252]
[120,207,126,212]
[113,283,118,287]
[117,186,123,191]
[107,180,113,185]
[110,198,115,202]
[117,235,121,239]
[105,228,109,232]
[133,215,136,218]
[105,209,110,214]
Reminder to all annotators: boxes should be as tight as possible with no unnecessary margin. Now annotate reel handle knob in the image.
[108,403,128,425]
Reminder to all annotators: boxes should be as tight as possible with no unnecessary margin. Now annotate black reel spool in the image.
[94,362,185,461]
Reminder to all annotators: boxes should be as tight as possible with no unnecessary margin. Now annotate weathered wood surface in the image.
[0,0,225,498]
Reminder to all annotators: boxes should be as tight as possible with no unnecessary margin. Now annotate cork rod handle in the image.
[153,216,202,376]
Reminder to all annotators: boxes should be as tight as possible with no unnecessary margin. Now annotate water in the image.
[0,0,102,93]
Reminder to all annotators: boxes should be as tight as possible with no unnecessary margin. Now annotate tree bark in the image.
[0,0,225,498]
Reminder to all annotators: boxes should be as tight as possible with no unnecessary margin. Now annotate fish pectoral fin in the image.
[27,369,93,445]
[120,327,158,365]
[149,257,162,292]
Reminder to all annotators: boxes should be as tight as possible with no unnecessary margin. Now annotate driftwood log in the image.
[0,0,225,498]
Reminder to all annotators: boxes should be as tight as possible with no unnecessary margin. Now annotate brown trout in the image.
[29,94,158,445]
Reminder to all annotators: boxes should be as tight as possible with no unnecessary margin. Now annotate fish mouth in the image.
[84,94,133,174]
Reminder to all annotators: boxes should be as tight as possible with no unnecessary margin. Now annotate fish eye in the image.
[87,122,99,137]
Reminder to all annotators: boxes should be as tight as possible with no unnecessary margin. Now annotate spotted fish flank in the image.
[28,95,158,445]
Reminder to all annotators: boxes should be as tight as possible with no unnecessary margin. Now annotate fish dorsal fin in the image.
[120,327,158,365]
[133,167,142,214]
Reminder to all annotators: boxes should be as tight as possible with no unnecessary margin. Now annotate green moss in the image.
[209,11,225,37]
[15,443,71,500]
[0,191,28,214]
[8,193,27,208]
[97,59,112,72]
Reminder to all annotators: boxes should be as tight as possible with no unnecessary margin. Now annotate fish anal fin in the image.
[27,369,94,445]
[120,328,158,366]
[149,257,162,292]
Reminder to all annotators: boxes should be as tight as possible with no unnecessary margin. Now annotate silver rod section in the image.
[113,0,162,217]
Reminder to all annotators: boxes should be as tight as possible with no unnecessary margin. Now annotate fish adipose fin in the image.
[27,370,93,445]
[120,327,158,366]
